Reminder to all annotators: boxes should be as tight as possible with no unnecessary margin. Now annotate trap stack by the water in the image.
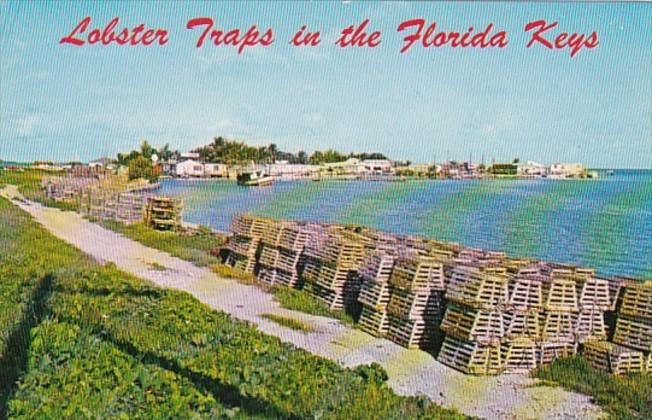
[357,251,396,336]
[257,222,317,288]
[301,230,368,310]
[438,263,508,375]
[386,253,447,349]
[221,214,270,273]
[145,196,182,230]
[586,280,652,375]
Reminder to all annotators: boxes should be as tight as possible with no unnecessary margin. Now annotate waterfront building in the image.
[360,159,393,175]
[176,159,205,177]
[550,163,587,178]
[517,161,548,177]
[204,163,228,178]
[267,161,320,180]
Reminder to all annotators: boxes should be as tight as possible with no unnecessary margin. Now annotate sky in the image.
[1,1,651,168]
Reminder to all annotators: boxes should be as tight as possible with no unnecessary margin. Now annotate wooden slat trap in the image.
[219,213,650,376]
[583,340,645,375]
[437,335,503,375]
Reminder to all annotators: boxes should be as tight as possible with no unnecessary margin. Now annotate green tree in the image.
[128,156,157,182]
[140,140,154,159]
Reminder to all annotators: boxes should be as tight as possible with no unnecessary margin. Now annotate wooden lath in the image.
[612,315,652,352]
[446,266,509,309]
[542,270,579,312]
[437,335,503,375]
[503,311,542,340]
[574,309,607,343]
[583,340,645,375]
[440,302,504,344]
[540,311,575,343]
[619,280,652,319]
[503,338,537,373]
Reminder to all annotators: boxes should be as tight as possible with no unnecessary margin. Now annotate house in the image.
[204,163,228,177]
[161,160,177,176]
[550,163,586,178]
[323,158,363,175]
[89,157,115,169]
[517,161,548,177]
[266,161,320,180]
[176,159,204,177]
[360,159,393,175]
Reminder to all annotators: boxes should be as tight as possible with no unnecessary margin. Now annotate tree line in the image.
[193,136,387,165]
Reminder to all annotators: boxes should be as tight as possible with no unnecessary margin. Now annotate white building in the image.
[550,163,586,178]
[517,161,548,177]
[360,159,393,175]
[176,159,204,177]
[267,161,320,180]
[204,163,228,177]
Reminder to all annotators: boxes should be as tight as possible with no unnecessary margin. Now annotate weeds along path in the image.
[1,185,603,420]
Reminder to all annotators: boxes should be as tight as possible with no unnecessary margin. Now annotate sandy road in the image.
[1,185,603,419]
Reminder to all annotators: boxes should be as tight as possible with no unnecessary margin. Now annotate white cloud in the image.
[17,114,40,137]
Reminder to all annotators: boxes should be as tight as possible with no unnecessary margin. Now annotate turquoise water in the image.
[160,170,652,278]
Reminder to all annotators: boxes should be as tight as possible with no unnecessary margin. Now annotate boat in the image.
[237,169,275,187]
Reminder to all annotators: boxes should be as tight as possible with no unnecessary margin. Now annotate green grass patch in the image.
[0,169,79,211]
[261,314,313,332]
[0,196,462,419]
[534,356,652,419]
[99,218,359,325]
[211,263,257,284]
[98,220,225,267]
[148,261,168,271]
[270,286,357,326]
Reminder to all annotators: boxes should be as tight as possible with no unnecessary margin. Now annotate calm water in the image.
[159,170,652,278]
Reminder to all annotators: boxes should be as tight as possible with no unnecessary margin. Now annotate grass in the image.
[270,286,358,326]
[261,314,314,333]
[98,219,225,267]
[534,356,652,419]
[0,169,78,211]
[0,196,463,419]
[148,261,168,271]
[210,263,257,284]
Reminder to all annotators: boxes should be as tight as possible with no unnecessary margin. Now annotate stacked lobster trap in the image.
[357,251,397,336]
[218,213,651,377]
[256,221,318,288]
[584,281,652,375]
[301,229,370,310]
[385,252,448,349]
[221,214,270,273]
[438,263,509,375]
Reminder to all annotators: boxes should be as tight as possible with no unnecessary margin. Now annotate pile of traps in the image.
[221,214,270,273]
[357,251,396,336]
[385,252,447,349]
[219,213,648,377]
[256,221,319,288]
[301,229,370,310]
[584,280,652,375]
[438,263,509,375]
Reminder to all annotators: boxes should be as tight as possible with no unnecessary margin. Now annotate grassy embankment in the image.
[0,169,77,211]
[533,357,652,419]
[0,170,355,324]
[0,196,463,418]
[94,220,358,325]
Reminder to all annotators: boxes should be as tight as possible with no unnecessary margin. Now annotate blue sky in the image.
[1,1,651,168]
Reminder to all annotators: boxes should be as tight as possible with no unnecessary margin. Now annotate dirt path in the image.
[1,185,603,419]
